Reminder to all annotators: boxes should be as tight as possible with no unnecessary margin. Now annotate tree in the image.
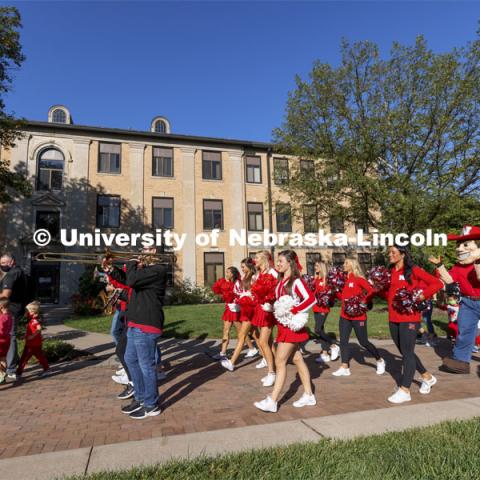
[273,32,480,237]
[0,6,31,203]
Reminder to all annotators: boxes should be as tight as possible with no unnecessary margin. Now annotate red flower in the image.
[251,274,277,304]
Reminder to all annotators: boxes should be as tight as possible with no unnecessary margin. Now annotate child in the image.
[17,301,49,377]
[0,298,13,384]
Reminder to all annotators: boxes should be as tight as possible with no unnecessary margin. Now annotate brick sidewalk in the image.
[0,337,478,460]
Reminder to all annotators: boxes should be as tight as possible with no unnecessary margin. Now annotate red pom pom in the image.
[238,294,257,317]
[367,266,391,292]
[392,288,423,314]
[251,274,277,304]
[301,274,316,293]
[327,267,347,292]
[212,278,235,303]
[316,288,333,308]
[344,295,368,317]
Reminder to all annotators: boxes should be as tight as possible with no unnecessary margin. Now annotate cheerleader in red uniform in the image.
[221,258,257,371]
[332,258,385,377]
[254,250,316,413]
[386,244,442,404]
[213,266,257,360]
[312,260,340,364]
[251,250,278,387]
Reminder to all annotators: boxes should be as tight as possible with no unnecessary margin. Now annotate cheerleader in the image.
[386,244,442,404]
[312,260,340,363]
[254,250,316,413]
[213,267,258,360]
[221,258,257,371]
[331,258,385,377]
[251,250,278,387]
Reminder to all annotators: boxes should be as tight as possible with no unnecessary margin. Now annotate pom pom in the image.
[273,295,308,332]
[343,295,368,317]
[367,266,391,293]
[289,312,309,332]
[238,291,257,318]
[315,288,334,308]
[251,273,277,305]
[301,274,316,293]
[392,288,424,314]
[212,278,235,303]
[327,267,347,292]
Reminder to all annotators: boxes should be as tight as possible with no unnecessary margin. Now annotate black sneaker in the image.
[121,399,143,415]
[129,405,161,420]
[117,384,135,400]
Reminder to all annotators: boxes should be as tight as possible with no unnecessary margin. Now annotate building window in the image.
[35,211,60,239]
[152,197,174,229]
[300,160,314,174]
[274,158,289,185]
[355,218,369,234]
[303,205,318,233]
[202,151,222,180]
[358,253,373,274]
[247,202,264,231]
[52,109,67,124]
[98,143,121,174]
[203,199,223,230]
[152,147,173,177]
[330,216,344,233]
[332,252,346,267]
[37,148,64,191]
[97,195,120,228]
[246,156,262,183]
[306,253,322,277]
[154,120,167,133]
[276,203,292,232]
[204,252,224,286]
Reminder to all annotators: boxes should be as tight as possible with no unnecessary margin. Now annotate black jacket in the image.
[110,261,166,330]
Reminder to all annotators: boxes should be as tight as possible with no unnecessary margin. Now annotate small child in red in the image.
[17,301,49,377]
[0,298,13,383]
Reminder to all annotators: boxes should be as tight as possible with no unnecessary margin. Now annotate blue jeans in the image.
[125,327,161,408]
[453,298,480,363]
[421,300,435,334]
[110,310,123,346]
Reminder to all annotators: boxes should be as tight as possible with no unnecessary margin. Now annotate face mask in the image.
[0,266,11,273]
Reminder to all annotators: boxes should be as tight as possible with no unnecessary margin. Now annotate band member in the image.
[386,245,442,404]
[254,250,316,413]
[251,250,278,387]
[331,258,385,377]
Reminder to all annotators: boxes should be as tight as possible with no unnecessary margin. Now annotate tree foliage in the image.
[273,32,480,236]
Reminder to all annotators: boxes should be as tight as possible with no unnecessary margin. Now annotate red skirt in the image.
[239,306,255,323]
[251,304,275,328]
[0,338,10,357]
[222,305,239,322]
[276,323,309,343]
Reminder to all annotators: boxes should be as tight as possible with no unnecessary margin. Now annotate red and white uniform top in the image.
[448,263,480,297]
[313,277,329,313]
[232,280,243,300]
[338,273,375,321]
[275,276,316,315]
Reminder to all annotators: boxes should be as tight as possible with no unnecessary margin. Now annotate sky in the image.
[3,1,480,142]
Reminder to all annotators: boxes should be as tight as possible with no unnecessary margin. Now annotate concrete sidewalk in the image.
[1,396,479,480]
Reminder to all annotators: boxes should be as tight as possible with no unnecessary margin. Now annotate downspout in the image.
[266,147,274,258]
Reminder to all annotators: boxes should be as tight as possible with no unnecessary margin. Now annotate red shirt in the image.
[128,321,162,335]
[25,313,42,346]
[339,273,374,321]
[388,266,443,323]
[448,263,480,297]
[0,312,12,339]
[312,277,330,313]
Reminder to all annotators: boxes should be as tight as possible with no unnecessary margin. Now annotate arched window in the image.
[37,148,64,191]
[154,120,167,133]
[52,109,67,124]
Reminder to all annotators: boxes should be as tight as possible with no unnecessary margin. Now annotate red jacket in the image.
[338,273,374,321]
[387,266,443,323]
[312,277,330,314]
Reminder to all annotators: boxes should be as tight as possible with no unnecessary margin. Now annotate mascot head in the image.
[447,226,480,265]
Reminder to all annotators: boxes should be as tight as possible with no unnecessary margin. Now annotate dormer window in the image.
[52,109,67,124]
[154,120,167,133]
[48,105,72,124]
[150,116,171,134]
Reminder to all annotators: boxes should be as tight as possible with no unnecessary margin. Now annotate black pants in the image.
[115,311,131,381]
[389,321,426,388]
[314,312,333,350]
[339,317,380,365]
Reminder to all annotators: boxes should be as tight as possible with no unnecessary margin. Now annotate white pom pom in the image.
[274,295,296,327]
[288,312,308,332]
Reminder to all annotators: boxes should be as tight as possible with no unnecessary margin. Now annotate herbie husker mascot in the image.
[429,226,480,374]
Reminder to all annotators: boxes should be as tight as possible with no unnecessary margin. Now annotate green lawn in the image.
[67,417,480,480]
[64,303,449,340]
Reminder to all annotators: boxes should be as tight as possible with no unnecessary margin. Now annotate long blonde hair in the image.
[314,261,327,279]
[345,257,365,278]
[255,250,273,273]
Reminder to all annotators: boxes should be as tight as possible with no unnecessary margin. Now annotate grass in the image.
[64,303,449,340]
[65,417,480,480]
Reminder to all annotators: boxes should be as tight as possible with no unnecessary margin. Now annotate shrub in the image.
[165,278,219,305]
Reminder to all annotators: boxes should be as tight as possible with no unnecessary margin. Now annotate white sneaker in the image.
[332,367,351,377]
[419,375,437,394]
[221,359,234,372]
[254,396,278,413]
[376,358,386,375]
[330,344,340,361]
[261,372,276,387]
[255,358,267,369]
[315,353,330,363]
[245,348,259,358]
[157,371,167,381]
[112,373,129,385]
[388,388,411,404]
[212,352,227,361]
[293,393,317,408]
[115,368,125,376]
